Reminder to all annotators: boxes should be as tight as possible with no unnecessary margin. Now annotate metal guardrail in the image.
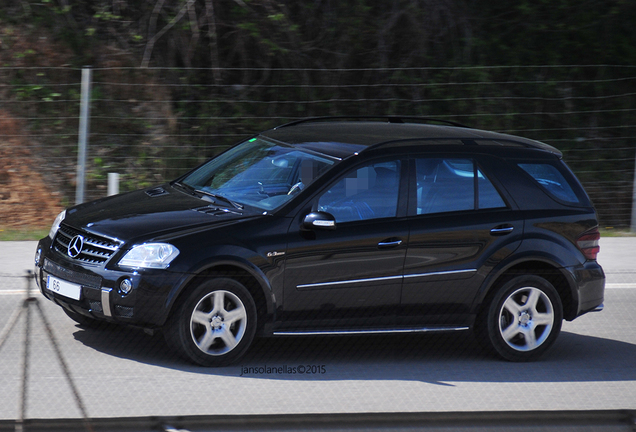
[0,410,635,432]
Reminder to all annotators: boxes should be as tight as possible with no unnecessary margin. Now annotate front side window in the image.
[181,137,335,210]
[416,158,506,214]
[317,160,401,223]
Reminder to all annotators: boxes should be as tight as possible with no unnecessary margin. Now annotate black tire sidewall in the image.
[484,275,563,362]
[166,277,257,366]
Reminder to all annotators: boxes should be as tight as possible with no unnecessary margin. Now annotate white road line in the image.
[606,283,636,289]
[0,289,44,296]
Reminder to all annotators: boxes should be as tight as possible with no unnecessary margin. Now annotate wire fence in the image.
[2,65,636,429]
[0,65,635,229]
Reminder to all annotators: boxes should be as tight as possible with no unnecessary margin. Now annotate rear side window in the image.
[416,158,506,215]
[518,163,580,204]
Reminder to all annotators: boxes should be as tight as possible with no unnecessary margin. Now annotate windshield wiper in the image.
[173,181,197,195]
[174,181,243,210]
[195,189,244,210]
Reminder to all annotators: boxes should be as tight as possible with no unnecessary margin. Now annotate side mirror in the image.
[302,211,336,230]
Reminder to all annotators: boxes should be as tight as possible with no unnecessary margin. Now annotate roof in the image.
[260,120,561,159]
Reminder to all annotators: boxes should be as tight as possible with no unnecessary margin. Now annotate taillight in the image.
[577,228,600,260]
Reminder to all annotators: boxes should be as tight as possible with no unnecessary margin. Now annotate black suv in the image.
[35,117,605,365]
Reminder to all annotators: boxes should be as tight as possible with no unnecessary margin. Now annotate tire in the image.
[164,277,257,366]
[475,275,563,362]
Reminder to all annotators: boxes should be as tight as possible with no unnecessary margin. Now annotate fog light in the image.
[119,278,133,295]
[34,248,42,267]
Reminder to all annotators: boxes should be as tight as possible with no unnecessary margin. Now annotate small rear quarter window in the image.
[518,163,580,204]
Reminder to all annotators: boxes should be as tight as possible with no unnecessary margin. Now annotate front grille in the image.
[88,300,103,313]
[43,259,101,288]
[115,305,134,318]
[54,224,121,265]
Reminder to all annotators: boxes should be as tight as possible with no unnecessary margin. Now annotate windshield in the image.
[180,137,336,211]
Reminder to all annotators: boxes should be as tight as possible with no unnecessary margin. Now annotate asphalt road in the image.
[0,239,634,421]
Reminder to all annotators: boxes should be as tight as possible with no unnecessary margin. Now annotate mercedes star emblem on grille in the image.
[68,235,85,258]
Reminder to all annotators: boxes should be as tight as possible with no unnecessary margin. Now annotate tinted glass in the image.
[318,160,400,223]
[182,137,335,210]
[478,168,506,209]
[518,163,580,203]
[416,158,505,214]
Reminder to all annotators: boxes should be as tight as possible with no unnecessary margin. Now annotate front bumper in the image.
[35,237,187,328]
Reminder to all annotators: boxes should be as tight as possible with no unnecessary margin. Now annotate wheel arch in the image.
[165,259,276,334]
[474,258,577,322]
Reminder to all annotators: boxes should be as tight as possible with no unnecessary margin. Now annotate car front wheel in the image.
[165,277,257,366]
[476,275,563,362]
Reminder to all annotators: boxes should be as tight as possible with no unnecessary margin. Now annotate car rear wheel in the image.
[476,275,563,361]
[165,277,257,366]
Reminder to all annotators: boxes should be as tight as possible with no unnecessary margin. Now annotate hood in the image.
[63,184,258,241]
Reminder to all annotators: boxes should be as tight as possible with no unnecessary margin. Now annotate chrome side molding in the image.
[273,326,469,336]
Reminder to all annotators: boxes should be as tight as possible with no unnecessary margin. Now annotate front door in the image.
[280,159,408,330]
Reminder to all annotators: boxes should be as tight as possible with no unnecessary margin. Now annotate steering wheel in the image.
[287,181,304,195]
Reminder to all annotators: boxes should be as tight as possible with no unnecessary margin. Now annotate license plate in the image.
[46,275,81,300]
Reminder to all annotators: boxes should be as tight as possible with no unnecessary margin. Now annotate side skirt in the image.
[273,326,469,336]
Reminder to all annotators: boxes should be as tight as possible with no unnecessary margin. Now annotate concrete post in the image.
[75,67,92,205]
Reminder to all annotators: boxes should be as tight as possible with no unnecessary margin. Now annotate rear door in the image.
[399,155,524,326]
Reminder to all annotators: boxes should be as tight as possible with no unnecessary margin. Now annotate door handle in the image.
[378,238,403,248]
[490,225,514,236]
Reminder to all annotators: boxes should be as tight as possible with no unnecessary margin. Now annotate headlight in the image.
[49,210,66,239]
[118,243,180,269]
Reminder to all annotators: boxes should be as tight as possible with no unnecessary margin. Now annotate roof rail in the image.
[274,116,470,129]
